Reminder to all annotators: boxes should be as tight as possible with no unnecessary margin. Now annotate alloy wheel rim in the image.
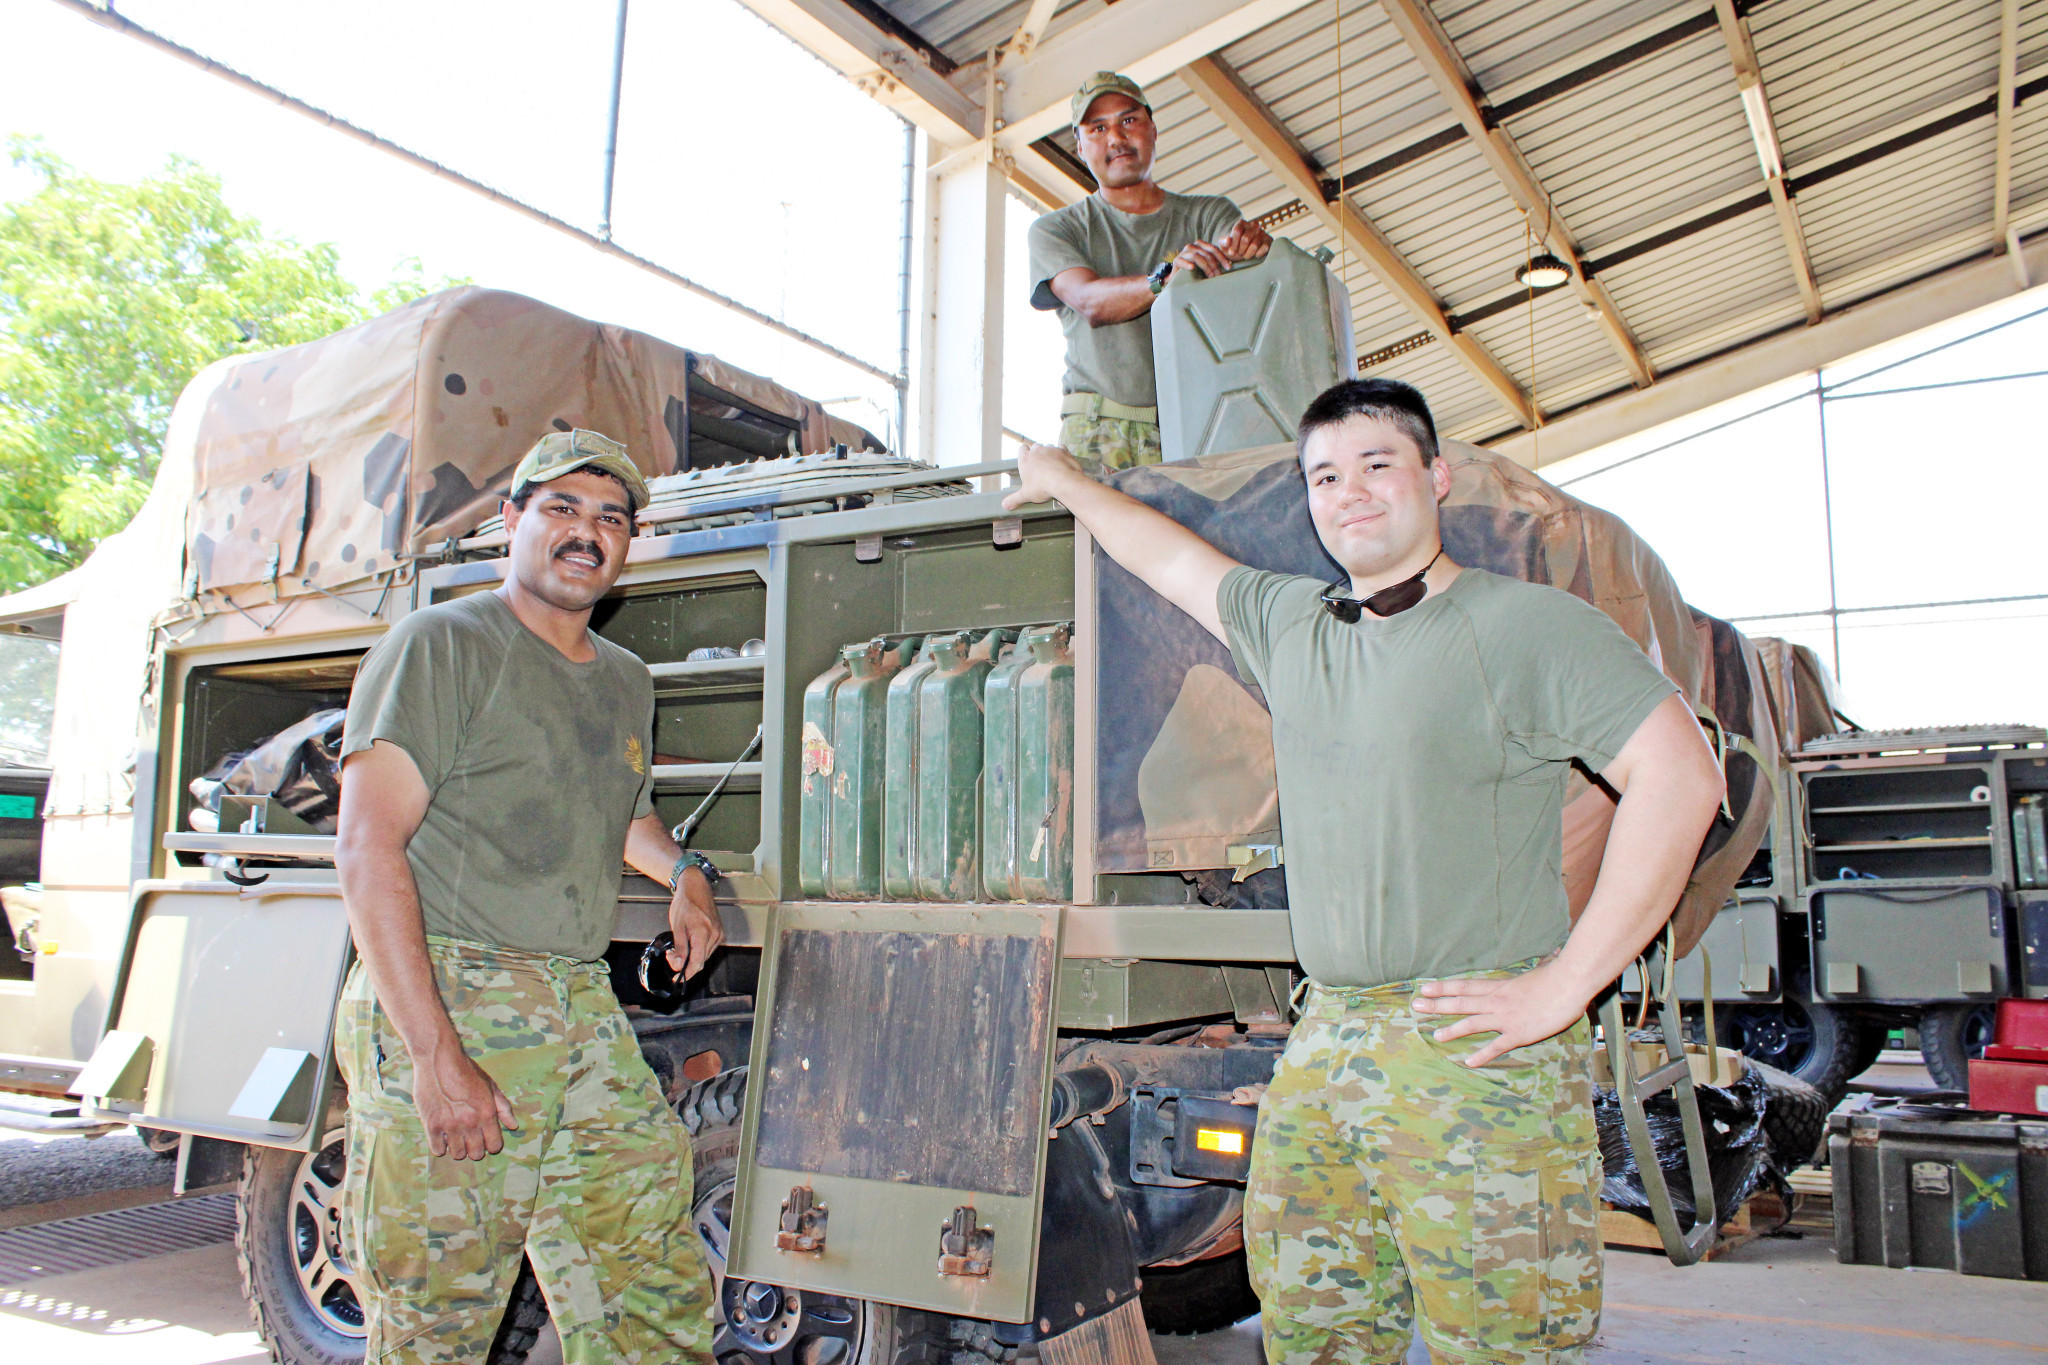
[288,1134,367,1338]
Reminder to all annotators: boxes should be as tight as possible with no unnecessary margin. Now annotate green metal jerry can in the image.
[982,623,1075,902]
[799,636,919,899]
[885,628,1013,901]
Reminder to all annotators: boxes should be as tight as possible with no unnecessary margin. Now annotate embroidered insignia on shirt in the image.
[626,736,646,775]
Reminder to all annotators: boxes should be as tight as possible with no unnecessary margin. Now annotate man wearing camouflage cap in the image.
[334,428,724,1362]
[1028,72,1272,470]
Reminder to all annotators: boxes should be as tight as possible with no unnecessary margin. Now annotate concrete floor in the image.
[2,1074,2045,1365]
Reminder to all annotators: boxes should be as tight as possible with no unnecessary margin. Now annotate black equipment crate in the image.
[1828,1099,2048,1279]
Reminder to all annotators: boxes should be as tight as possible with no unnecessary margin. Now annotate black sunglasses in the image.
[1320,548,1443,623]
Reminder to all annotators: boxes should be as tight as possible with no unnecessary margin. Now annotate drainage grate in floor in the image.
[0,1193,237,1283]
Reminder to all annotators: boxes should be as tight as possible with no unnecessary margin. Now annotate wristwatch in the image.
[669,849,719,892]
[1147,259,1174,295]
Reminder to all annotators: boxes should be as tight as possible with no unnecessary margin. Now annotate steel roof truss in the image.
[1178,54,1538,431]
[1994,0,2021,257]
[1377,0,1656,390]
[1713,0,1823,325]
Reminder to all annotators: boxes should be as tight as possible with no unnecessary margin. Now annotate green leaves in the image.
[0,138,463,591]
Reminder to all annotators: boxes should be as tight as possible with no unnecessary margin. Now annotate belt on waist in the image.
[1060,392,1158,423]
[424,933,605,976]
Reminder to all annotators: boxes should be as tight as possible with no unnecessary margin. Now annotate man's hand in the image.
[1169,237,1232,283]
[1411,961,1588,1068]
[1005,442,1087,509]
[1217,219,1272,262]
[665,867,724,980]
[415,1036,517,1160]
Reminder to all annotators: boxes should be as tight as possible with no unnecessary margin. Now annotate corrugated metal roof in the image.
[869,0,2048,441]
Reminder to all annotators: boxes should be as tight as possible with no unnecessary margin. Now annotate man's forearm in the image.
[1054,274,1155,326]
[337,844,462,1060]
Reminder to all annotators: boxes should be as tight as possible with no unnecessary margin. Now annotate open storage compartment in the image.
[1803,763,1997,884]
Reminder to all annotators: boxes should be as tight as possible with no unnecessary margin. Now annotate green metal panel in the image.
[1151,237,1354,464]
[730,901,1062,1322]
[825,637,920,898]
[881,640,943,900]
[1016,625,1076,902]
[1055,959,1234,1029]
[912,629,1011,901]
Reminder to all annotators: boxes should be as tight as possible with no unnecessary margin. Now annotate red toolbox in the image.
[1969,999,2048,1116]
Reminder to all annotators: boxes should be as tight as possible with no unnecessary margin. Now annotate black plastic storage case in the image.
[1829,1099,2048,1279]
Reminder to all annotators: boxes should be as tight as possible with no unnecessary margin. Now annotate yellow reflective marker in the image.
[1195,1128,1244,1155]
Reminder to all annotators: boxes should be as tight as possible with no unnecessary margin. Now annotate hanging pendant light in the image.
[1515,252,1571,290]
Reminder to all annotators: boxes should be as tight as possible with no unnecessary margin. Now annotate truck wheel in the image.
[1740,1058,1829,1172]
[1139,1250,1261,1336]
[237,1128,367,1364]
[1918,1003,1996,1092]
[682,1068,1016,1365]
[1714,998,1865,1108]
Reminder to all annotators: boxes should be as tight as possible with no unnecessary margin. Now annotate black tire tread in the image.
[1139,1250,1261,1336]
[1919,1003,1992,1092]
[679,1064,749,1135]
[1742,1057,1830,1172]
[485,1264,550,1364]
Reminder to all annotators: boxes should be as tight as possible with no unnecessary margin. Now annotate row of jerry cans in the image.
[797,623,1075,902]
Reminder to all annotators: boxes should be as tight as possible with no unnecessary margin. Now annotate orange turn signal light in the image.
[1195,1127,1245,1155]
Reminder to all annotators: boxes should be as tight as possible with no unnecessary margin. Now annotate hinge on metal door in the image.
[936,1206,994,1276]
[775,1185,828,1253]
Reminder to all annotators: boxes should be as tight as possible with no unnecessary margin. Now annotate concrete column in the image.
[919,143,1006,467]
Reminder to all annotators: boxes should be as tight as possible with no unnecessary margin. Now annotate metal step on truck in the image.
[0,263,2028,1363]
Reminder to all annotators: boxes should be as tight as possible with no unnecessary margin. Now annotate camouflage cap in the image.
[1071,72,1150,127]
[510,428,649,512]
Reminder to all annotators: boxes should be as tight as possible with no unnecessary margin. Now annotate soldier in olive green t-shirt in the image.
[1027,72,1272,470]
[1007,379,1725,1363]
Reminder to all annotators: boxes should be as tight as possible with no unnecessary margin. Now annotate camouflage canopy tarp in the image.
[184,287,878,596]
[1097,438,1775,960]
[1752,636,1848,753]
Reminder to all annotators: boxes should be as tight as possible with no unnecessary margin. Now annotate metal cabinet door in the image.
[1810,885,2010,1003]
[79,878,350,1150]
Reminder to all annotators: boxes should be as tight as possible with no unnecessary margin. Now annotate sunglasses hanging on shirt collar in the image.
[1320,548,1443,623]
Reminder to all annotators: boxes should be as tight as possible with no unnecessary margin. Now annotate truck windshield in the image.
[0,634,59,766]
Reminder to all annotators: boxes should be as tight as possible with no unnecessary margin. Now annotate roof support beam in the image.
[1377,0,1656,389]
[1713,0,1823,324]
[731,0,1084,207]
[1489,232,2048,468]
[1178,55,1538,430]
[1994,0,2021,249]
[996,0,1318,147]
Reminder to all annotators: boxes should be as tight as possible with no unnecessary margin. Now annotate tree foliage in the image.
[0,139,457,591]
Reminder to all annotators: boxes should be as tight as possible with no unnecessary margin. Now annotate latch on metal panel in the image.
[775,1185,828,1253]
[992,517,1024,551]
[937,1205,994,1276]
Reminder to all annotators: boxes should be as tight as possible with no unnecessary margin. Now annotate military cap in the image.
[510,428,649,512]
[1071,72,1151,127]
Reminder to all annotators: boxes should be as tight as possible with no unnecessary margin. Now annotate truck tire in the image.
[237,1128,368,1365]
[681,1068,1016,1365]
[237,1122,556,1365]
[1139,1250,1261,1336]
[1918,1002,1996,1092]
[1714,998,1865,1108]
[1740,1058,1829,1172]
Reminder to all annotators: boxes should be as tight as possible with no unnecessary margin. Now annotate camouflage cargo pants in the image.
[1245,972,1602,1365]
[334,937,715,1364]
[1058,412,1162,471]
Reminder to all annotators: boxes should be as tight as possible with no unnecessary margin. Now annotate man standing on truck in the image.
[334,428,725,1363]
[1005,380,1723,1363]
[1028,72,1272,469]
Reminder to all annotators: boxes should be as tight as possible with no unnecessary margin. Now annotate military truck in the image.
[0,267,2005,1362]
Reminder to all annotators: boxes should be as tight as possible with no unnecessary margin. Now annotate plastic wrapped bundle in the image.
[188,708,347,833]
[1594,1061,1770,1231]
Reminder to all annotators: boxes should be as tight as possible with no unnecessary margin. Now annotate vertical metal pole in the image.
[599,0,630,240]
[1816,377,1842,680]
[896,120,917,454]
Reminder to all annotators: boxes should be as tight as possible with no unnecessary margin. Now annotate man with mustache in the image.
[1028,72,1272,470]
[333,428,724,1362]
[1006,380,1723,1362]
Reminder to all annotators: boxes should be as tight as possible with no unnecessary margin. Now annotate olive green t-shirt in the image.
[1027,190,1243,409]
[341,591,655,961]
[1217,565,1677,989]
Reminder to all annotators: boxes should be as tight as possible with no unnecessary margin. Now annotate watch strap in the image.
[670,850,719,891]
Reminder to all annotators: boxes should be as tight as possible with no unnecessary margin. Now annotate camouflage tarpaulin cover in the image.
[1096,438,1772,959]
[1752,637,1846,752]
[187,287,875,595]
